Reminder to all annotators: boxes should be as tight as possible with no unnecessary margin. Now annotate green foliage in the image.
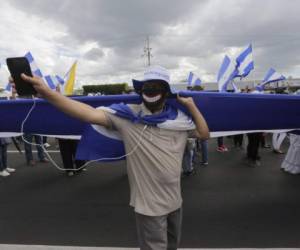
[191,85,204,91]
[82,83,129,95]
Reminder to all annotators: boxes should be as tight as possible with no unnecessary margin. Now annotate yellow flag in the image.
[64,61,77,96]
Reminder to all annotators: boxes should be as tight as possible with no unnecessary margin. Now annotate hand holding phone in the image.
[6,57,37,96]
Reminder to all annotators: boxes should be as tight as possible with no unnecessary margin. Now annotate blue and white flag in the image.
[235,44,254,78]
[24,52,43,78]
[187,72,202,86]
[258,68,286,90]
[217,55,238,92]
[4,83,12,94]
[44,75,65,90]
[76,103,195,161]
[232,82,241,93]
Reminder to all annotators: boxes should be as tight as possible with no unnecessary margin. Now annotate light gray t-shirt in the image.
[104,104,190,216]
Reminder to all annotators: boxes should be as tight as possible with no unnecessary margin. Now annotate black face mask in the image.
[141,81,168,113]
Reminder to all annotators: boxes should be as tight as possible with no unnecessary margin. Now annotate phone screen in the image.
[6,57,37,96]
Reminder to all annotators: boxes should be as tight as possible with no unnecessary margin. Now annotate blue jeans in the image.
[197,139,208,163]
[0,143,8,171]
[23,134,45,163]
[182,145,194,173]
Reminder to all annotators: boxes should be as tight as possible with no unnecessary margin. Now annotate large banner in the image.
[0,91,299,138]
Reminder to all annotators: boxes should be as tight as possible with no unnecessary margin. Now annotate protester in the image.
[11,83,49,166]
[216,137,228,152]
[233,134,243,149]
[11,65,209,250]
[58,138,85,176]
[260,133,271,148]
[23,134,48,166]
[281,132,300,174]
[182,138,196,176]
[196,139,208,165]
[55,83,85,176]
[272,132,286,154]
[0,138,16,177]
[246,133,262,167]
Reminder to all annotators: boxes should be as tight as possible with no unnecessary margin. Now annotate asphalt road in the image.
[0,136,299,249]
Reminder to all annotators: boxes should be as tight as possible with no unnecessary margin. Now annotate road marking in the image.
[7,150,60,153]
[0,246,297,250]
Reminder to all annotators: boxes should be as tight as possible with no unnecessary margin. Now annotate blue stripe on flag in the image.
[76,125,125,161]
[5,83,11,92]
[187,72,193,86]
[194,79,201,86]
[261,68,286,90]
[242,61,254,77]
[24,52,34,63]
[235,44,254,78]
[55,75,65,85]
[217,55,231,81]
[263,68,276,82]
[33,69,43,78]
[218,55,238,92]
[44,75,56,89]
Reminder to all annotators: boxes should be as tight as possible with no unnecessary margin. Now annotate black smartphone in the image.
[6,57,37,96]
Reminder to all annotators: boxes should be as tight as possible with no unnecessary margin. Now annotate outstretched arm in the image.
[19,74,109,127]
[177,95,210,140]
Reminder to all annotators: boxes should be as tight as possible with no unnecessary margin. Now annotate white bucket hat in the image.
[132,65,176,96]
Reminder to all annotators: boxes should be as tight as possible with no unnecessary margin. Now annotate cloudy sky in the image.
[0,0,300,88]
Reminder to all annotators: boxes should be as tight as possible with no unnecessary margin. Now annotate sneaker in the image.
[273,149,284,154]
[255,160,261,167]
[201,161,208,166]
[67,171,74,177]
[43,143,51,148]
[6,167,16,173]
[27,160,36,166]
[221,145,228,152]
[245,159,260,167]
[217,146,225,152]
[0,170,10,177]
[181,169,195,178]
[39,158,49,163]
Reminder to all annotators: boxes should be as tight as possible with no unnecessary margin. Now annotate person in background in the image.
[233,134,243,149]
[9,82,49,166]
[58,138,86,176]
[182,138,196,176]
[260,133,271,148]
[0,138,16,177]
[281,132,300,174]
[23,134,48,166]
[217,137,228,152]
[246,133,262,167]
[272,132,286,154]
[196,138,208,165]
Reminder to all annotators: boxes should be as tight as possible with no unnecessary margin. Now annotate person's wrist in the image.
[185,100,196,109]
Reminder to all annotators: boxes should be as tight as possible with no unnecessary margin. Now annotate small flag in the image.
[232,82,240,93]
[62,61,77,95]
[44,75,64,90]
[4,83,12,93]
[235,44,254,78]
[217,55,238,92]
[187,72,202,86]
[258,68,286,90]
[24,52,43,78]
